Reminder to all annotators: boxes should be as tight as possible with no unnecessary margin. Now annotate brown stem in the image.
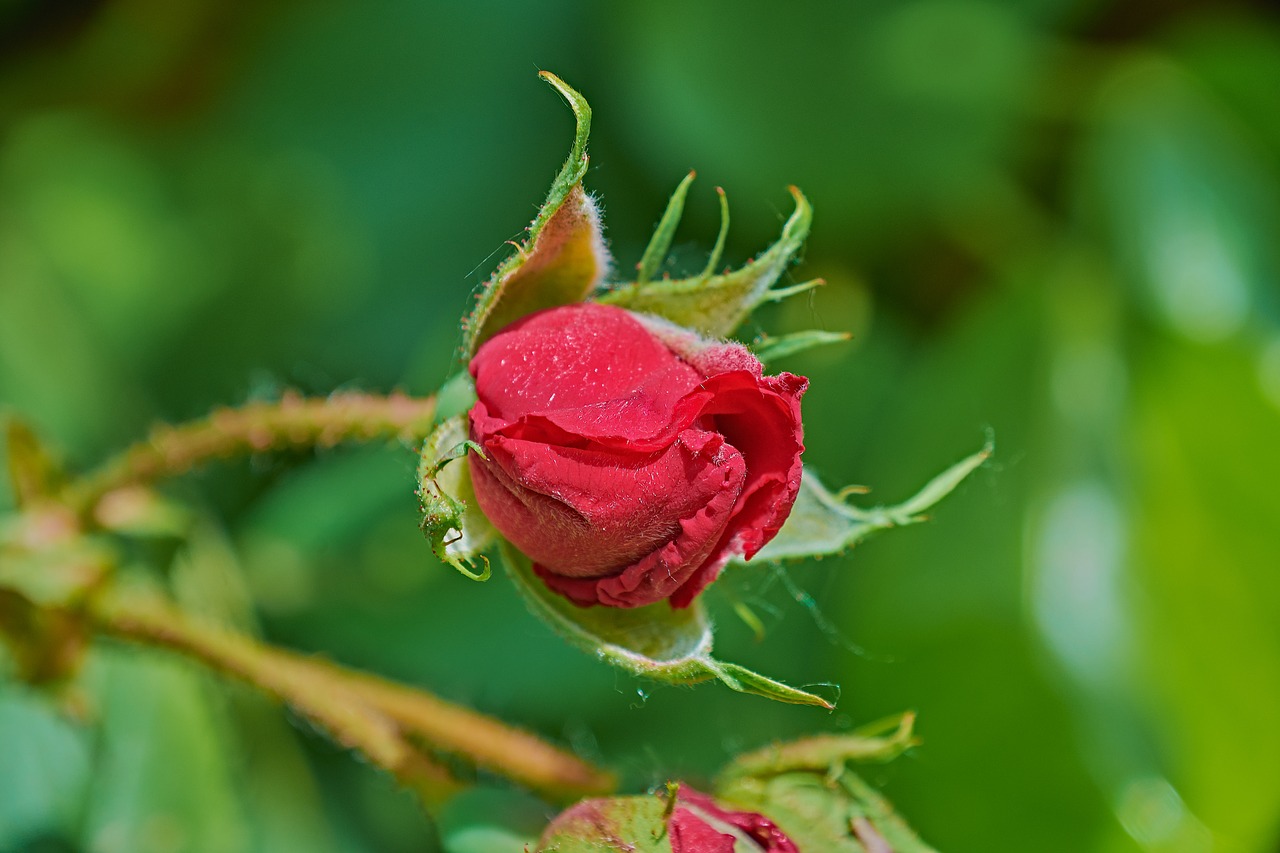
[90,589,615,803]
[66,392,438,516]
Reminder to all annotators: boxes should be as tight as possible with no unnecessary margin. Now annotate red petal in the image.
[669,808,739,853]
[471,429,745,594]
[470,303,699,433]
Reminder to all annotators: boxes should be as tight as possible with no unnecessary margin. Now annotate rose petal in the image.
[471,303,701,437]
[467,302,806,610]
[471,429,745,591]
[669,807,739,853]
[676,787,801,853]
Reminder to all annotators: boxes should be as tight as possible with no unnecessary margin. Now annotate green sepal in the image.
[433,371,478,423]
[746,439,993,565]
[534,792,670,853]
[597,186,812,337]
[714,714,938,853]
[717,712,920,783]
[462,72,610,355]
[700,186,730,280]
[636,170,696,285]
[501,543,833,708]
[750,329,851,366]
[716,767,938,853]
[417,415,496,581]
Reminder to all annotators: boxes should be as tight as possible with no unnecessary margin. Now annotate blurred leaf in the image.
[437,787,545,853]
[1129,339,1280,850]
[80,652,252,853]
[4,418,63,508]
[636,170,697,285]
[0,686,91,847]
[1083,56,1280,342]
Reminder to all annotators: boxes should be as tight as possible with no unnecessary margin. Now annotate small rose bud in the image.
[536,785,800,852]
[670,786,800,852]
[467,302,805,609]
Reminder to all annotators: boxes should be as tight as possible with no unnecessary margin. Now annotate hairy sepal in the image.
[751,329,851,366]
[418,415,495,581]
[745,439,993,565]
[501,543,832,708]
[463,72,611,355]
[598,186,812,337]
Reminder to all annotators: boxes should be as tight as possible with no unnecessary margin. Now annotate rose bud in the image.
[467,302,805,609]
[669,786,801,852]
[535,785,800,852]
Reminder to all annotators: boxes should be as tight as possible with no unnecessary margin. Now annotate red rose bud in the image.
[670,787,800,853]
[467,302,805,609]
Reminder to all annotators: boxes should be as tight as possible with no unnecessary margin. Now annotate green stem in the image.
[65,392,438,516]
[91,589,615,803]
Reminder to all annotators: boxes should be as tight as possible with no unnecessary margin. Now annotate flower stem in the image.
[65,391,438,516]
[90,588,615,803]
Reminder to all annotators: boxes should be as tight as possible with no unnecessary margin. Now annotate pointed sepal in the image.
[718,712,920,783]
[501,543,833,708]
[598,186,812,337]
[463,72,611,354]
[417,415,496,581]
[636,170,696,285]
[751,329,851,366]
[746,439,993,565]
[714,714,939,853]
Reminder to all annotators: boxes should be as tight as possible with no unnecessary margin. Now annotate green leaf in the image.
[0,687,91,846]
[751,329,852,366]
[80,652,254,853]
[501,543,832,708]
[636,170,696,285]
[597,186,812,337]
[4,417,62,508]
[417,415,495,581]
[438,787,545,853]
[463,72,610,354]
[747,439,992,564]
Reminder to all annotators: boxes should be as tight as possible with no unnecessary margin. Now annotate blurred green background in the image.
[2,1,1279,851]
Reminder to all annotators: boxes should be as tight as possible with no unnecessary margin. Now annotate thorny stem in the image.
[64,392,438,517]
[91,589,615,803]
[5,391,616,804]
